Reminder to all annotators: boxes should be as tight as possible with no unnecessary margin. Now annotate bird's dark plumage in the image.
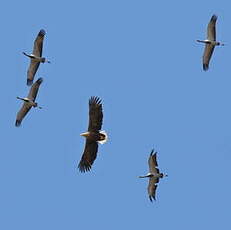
[78,96,106,173]
[88,96,103,132]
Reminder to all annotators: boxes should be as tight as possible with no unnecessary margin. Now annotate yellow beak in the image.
[80,132,89,137]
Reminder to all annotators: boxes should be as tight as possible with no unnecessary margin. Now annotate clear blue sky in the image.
[0,0,230,229]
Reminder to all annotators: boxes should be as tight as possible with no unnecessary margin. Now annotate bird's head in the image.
[216,42,225,46]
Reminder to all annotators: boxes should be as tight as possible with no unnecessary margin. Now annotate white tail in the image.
[98,130,108,144]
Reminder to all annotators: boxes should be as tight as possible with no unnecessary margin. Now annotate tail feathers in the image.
[98,130,108,144]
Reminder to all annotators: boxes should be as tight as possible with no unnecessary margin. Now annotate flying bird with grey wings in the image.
[197,14,224,71]
[23,29,50,86]
[15,78,43,127]
[139,149,168,202]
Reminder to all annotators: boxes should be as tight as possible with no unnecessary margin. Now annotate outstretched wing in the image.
[78,139,99,173]
[27,61,40,86]
[203,44,215,71]
[33,29,46,57]
[27,78,43,101]
[88,96,103,132]
[15,103,32,127]
[148,150,158,174]
[27,30,46,86]
[207,15,217,41]
[148,177,159,202]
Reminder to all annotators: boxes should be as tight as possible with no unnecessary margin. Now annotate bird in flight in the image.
[23,29,50,86]
[15,78,43,127]
[78,96,108,173]
[197,14,224,71]
[139,149,168,202]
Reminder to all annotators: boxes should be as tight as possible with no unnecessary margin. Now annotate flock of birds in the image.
[15,14,224,202]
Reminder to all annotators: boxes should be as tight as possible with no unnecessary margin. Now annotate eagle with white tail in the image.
[78,96,108,173]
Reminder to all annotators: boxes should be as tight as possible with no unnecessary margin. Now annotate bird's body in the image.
[23,52,47,63]
[23,29,50,86]
[15,78,43,127]
[16,97,38,107]
[139,150,167,202]
[197,14,224,71]
[80,130,107,144]
[78,97,108,173]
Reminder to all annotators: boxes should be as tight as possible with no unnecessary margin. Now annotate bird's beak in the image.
[80,132,89,137]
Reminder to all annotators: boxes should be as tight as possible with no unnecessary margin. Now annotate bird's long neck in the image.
[139,174,152,178]
[197,39,210,44]
[22,52,31,58]
[17,96,25,101]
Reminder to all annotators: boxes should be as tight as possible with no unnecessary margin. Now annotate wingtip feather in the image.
[36,77,43,84]
[78,161,92,173]
[27,79,33,86]
[203,64,209,71]
[38,29,46,36]
[15,120,21,127]
[211,14,217,22]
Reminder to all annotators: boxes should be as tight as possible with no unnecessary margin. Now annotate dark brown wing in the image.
[78,139,99,173]
[88,96,103,132]
[27,60,40,86]
[15,103,32,127]
[27,78,43,101]
[148,150,158,174]
[207,15,217,41]
[203,44,215,71]
[148,177,159,202]
[33,29,45,57]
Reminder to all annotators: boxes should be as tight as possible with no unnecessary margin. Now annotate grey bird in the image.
[15,78,43,127]
[23,29,50,86]
[197,14,224,71]
[139,149,168,202]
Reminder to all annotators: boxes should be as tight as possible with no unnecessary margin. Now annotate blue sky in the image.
[0,0,230,229]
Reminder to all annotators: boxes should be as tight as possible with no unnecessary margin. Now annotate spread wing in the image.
[78,139,99,173]
[15,103,32,127]
[88,96,103,132]
[148,150,159,174]
[33,29,46,57]
[27,30,45,86]
[27,78,43,101]
[27,61,40,86]
[148,177,159,202]
[203,44,215,71]
[207,15,217,41]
